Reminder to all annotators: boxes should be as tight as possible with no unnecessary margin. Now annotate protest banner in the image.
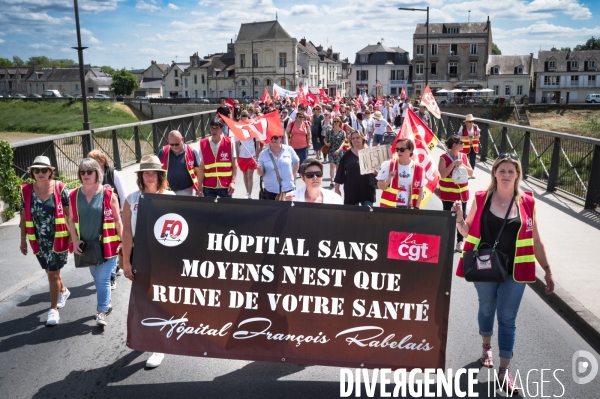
[127,196,454,370]
[358,145,391,175]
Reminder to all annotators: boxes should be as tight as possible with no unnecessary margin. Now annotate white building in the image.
[162,61,190,98]
[297,38,344,97]
[486,54,534,102]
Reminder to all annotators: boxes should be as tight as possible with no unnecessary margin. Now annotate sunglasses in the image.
[304,171,323,178]
[32,167,49,174]
[79,170,95,176]
[297,115,305,119]
[271,136,281,140]
[169,142,180,147]
[395,147,409,153]
[498,153,519,160]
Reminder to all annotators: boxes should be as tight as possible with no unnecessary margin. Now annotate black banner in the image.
[127,195,454,369]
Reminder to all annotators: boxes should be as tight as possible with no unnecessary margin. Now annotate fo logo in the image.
[387,232,441,264]
[154,213,189,247]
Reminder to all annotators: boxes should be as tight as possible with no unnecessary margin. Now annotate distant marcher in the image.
[158,130,201,196]
[67,158,122,327]
[122,155,174,368]
[334,131,376,206]
[371,111,393,147]
[216,98,231,135]
[20,156,71,326]
[237,111,259,199]
[286,111,311,166]
[323,117,347,188]
[458,114,481,171]
[416,104,432,130]
[453,154,555,396]
[198,117,237,198]
[285,159,343,204]
[311,105,324,160]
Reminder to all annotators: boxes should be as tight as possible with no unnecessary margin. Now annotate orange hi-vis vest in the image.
[69,186,120,259]
[380,160,424,209]
[200,136,233,189]
[161,144,199,191]
[438,153,470,202]
[460,124,480,154]
[21,182,69,255]
[457,191,536,283]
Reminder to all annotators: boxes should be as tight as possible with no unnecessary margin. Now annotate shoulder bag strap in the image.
[492,194,516,249]
[268,150,283,194]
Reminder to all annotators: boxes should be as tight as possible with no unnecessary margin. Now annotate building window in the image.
[252,53,258,68]
[493,85,499,95]
[175,79,179,87]
[505,85,511,95]
[589,75,597,85]
[544,76,559,86]
[356,70,368,81]
[492,66,499,74]
[448,27,459,34]
[571,75,579,85]
[431,44,438,55]
[195,90,198,98]
[391,87,397,95]
[430,63,437,75]
[548,61,556,69]
[75,84,78,90]
[470,43,478,55]
[202,75,205,83]
[590,61,596,68]
[185,91,188,97]
[416,45,424,55]
[397,70,404,79]
[517,85,523,95]
[280,78,286,86]
[239,79,247,86]
[360,54,368,63]
[450,44,458,55]
[174,70,178,77]
[194,75,197,84]
[253,79,259,86]
[470,62,477,74]
[517,66,523,74]
[266,79,272,86]
[240,54,245,68]
[571,61,578,69]
[184,78,188,87]
[278,52,287,67]
[203,90,206,96]
[449,62,458,75]
[415,64,424,75]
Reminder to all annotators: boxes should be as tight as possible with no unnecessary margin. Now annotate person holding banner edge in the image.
[122,155,174,368]
[452,154,555,396]
[439,135,473,252]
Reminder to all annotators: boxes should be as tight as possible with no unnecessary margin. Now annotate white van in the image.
[585,94,600,103]
[43,90,63,98]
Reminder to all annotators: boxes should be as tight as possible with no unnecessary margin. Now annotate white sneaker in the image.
[96,313,107,326]
[455,241,463,252]
[245,193,252,199]
[146,352,165,368]
[46,309,59,326]
[116,268,123,276]
[57,288,70,309]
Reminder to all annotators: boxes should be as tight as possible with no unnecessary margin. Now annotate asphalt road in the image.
[1,156,599,398]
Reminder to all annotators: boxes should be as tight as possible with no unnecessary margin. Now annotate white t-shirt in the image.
[377,160,425,207]
[126,190,175,237]
[373,119,391,136]
[238,139,257,158]
[458,124,481,137]
[290,186,343,204]
[401,103,412,117]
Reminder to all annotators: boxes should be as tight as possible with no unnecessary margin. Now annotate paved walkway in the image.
[3,141,599,343]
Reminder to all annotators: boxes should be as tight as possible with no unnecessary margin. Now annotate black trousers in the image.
[443,200,467,243]
[468,149,477,170]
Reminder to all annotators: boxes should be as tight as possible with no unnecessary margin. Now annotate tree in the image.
[110,68,139,96]
[12,56,25,66]
[550,46,571,51]
[27,56,51,67]
[0,58,13,67]
[574,36,600,50]
[492,43,501,55]
[100,65,116,75]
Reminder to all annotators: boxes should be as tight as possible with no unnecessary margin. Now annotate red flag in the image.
[319,88,330,104]
[219,111,284,144]
[307,91,318,106]
[356,94,363,103]
[297,89,308,108]
[393,108,440,207]
[375,96,382,110]
[273,88,280,101]
[401,87,406,100]
[225,98,235,113]
[261,87,272,107]
[421,85,441,119]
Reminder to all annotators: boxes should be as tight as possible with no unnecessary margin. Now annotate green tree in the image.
[12,56,25,66]
[491,43,501,55]
[110,68,139,96]
[101,65,116,75]
[550,46,571,51]
[574,36,600,50]
[0,58,14,67]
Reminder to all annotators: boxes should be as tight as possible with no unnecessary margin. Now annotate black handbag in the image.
[74,237,105,268]
[463,194,515,283]
[258,176,268,200]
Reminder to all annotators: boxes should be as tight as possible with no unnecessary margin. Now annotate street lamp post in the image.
[399,6,429,89]
[72,0,91,130]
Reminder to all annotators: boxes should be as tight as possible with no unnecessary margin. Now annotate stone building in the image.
[486,54,534,102]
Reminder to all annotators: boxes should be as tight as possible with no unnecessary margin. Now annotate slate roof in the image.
[536,50,600,72]
[414,22,488,35]
[355,43,410,65]
[237,20,292,41]
[486,55,532,75]
[357,43,407,54]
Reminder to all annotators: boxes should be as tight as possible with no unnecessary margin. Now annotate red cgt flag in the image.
[393,108,440,207]
[219,111,284,144]
[421,85,441,119]
[297,89,308,108]
[261,86,272,107]
[307,91,318,106]
[319,88,330,104]
[226,98,235,111]
[273,89,280,101]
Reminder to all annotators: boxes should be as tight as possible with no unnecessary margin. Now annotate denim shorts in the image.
[372,134,385,145]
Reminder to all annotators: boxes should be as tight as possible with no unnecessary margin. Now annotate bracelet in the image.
[456,219,465,224]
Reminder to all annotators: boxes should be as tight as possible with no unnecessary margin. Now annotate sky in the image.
[0,0,599,70]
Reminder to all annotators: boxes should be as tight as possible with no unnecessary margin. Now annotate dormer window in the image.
[516,66,523,74]
[548,61,556,70]
[492,66,499,74]
[360,54,368,63]
[447,27,459,34]
[571,61,578,69]
[589,60,595,68]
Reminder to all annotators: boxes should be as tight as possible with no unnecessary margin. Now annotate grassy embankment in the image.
[0,100,140,135]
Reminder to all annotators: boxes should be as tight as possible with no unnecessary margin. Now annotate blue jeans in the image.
[355,201,374,207]
[203,187,231,198]
[474,275,526,359]
[372,134,384,145]
[89,257,117,313]
[294,147,308,166]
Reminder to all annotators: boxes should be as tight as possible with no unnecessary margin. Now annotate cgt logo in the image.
[154,213,189,247]
[387,232,440,264]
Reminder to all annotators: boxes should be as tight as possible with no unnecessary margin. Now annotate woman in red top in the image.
[286,111,311,167]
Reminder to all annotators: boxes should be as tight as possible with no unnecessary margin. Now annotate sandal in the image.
[479,343,493,368]
[496,366,521,395]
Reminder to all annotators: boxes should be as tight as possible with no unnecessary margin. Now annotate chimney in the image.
[300,37,306,47]
[227,41,234,53]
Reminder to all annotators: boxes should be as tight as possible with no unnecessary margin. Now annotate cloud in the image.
[139,47,160,54]
[167,3,180,10]
[0,38,4,43]
[289,5,318,15]
[2,0,123,13]
[136,0,160,12]
[29,43,53,49]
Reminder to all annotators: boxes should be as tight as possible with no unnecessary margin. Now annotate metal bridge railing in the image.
[432,112,600,210]
[10,110,217,181]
